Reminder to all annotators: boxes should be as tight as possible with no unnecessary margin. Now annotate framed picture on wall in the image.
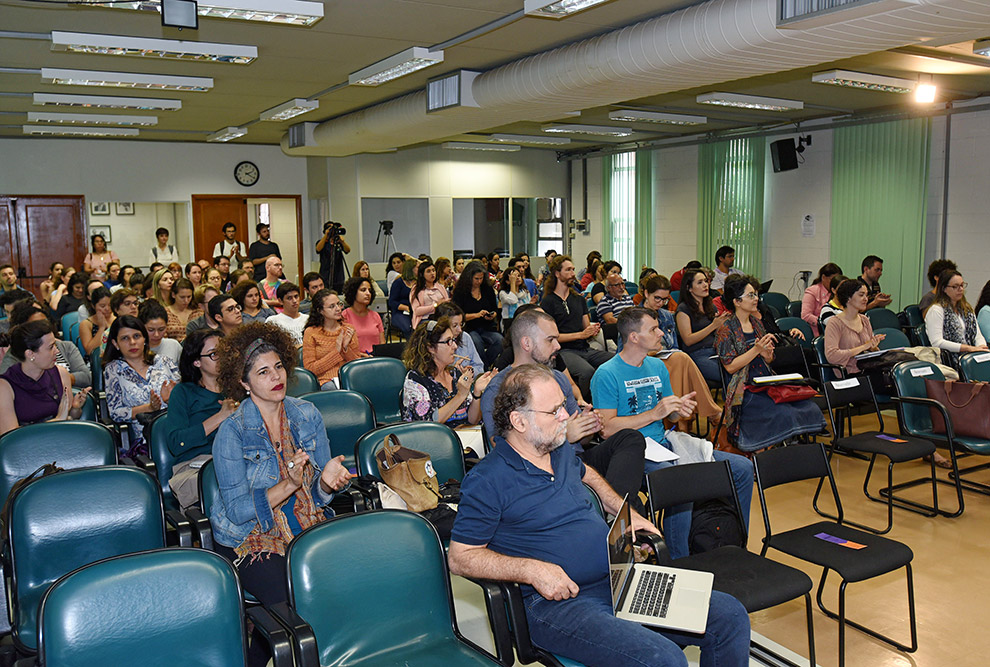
[115,202,134,215]
[90,202,110,216]
[90,225,112,244]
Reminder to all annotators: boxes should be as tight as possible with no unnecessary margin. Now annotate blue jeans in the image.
[469,329,503,368]
[526,578,750,667]
[644,451,753,560]
[688,347,722,385]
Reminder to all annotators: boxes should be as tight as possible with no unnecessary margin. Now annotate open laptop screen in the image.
[607,496,635,610]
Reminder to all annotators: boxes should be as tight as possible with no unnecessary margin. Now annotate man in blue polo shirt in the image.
[591,307,753,561]
[450,364,750,667]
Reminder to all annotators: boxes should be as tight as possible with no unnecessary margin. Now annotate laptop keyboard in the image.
[629,571,674,618]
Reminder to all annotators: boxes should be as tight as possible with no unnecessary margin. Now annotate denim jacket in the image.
[211,396,334,549]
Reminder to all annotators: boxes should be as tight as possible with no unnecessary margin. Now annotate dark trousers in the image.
[559,347,614,400]
[580,429,647,514]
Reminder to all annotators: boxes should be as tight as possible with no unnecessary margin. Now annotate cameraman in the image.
[316,221,351,292]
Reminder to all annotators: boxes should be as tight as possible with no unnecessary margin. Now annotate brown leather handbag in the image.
[925,379,990,439]
[375,434,441,512]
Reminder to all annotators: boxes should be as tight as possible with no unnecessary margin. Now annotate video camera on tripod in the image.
[323,220,346,241]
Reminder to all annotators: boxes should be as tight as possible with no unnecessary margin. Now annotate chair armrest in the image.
[348,479,381,510]
[246,606,294,667]
[164,509,194,547]
[184,507,213,551]
[270,602,319,667]
[133,454,157,477]
[463,578,512,667]
[809,361,848,379]
[888,396,955,440]
[638,532,672,566]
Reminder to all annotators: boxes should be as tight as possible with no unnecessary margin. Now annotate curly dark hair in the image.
[179,328,224,384]
[215,322,296,401]
[402,317,452,378]
[492,364,555,437]
[342,276,374,307]
[304,288,340,330]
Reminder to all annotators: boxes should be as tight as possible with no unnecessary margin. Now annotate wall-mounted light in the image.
[915,75,936,103]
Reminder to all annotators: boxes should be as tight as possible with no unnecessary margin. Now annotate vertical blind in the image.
[831,118,931,311]
[603,150,654,275]
[697,137,765,277]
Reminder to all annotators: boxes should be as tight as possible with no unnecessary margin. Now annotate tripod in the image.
[377,220,397,262]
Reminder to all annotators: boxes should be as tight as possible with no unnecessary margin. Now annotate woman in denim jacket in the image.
[213,322,352,610]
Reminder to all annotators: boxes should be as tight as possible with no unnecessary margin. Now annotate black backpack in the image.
[688,497,744,555]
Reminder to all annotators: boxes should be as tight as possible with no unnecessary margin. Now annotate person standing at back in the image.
[248,223,281,282]
[212,222,246,266]
[149,227,179,267]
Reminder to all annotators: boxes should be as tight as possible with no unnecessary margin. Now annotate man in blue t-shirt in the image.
[450,364,750,667]
[591,307,753,560]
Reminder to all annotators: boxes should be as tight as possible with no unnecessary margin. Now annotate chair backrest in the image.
[959,352,990,382]
[875,327,910,349]
[645,461,745,545]
[9,466,166,651]
[299,390,375,468]
[89,347,103,392]
[812,336,841,383]
[818,309,836,334]
[69,321,82,355]
[287,511,457,666]
[891,360,945,436]
[59,312,79,340]
[338,357,407,424]
[0,421,116,506]
[198,457,220,517]
[670,290,679,304]
[73,388,97,422]
[761,292,790,317]
[753,443,831,490]
[38,549,246,667]
[776,317,813,348]
[786,300,802,317]
[865,308,901,331]
[624,280,638,295]
[904,304,924,328]
[819,374,883,434]
[354,422,465,484]
[286,367,319,397]
[146,411,178,503]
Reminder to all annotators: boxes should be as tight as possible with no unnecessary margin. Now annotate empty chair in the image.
[286,367,319,397]
[776,316,813,348]
[298,390,376,470]
[275,511,502,666]
[8,466,166,653]
[59,312,79,341]
[761,292,790,318]
[875,327,910,350]
[754,444,917,667]
[959,351,990,382]
[903,305,928,346]
[865,308,902,332]
[338,357,407,424]
[787,300,802,317]
[36,548,291,667]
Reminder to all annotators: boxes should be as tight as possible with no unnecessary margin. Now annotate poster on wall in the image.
[115,202,135,215]
[801,214,815,238]
[90,225,112,244]
[90,202,110,216]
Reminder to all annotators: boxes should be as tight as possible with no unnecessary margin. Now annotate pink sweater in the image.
[801,283,830,336]
[824,314,876,374]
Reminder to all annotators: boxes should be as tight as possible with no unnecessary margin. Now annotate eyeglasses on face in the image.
[948,282,968,290]
[199,350,218,360]
[522,401,568,418]
[437,338,458,347]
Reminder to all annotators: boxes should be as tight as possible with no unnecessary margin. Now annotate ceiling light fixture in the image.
[975,39,990,57]
[915,76,937,103]
[207,126,247,142]
[40,68,213,91]
[259,98,318,122]
[33,93,182,111]
[608,110,707,125]
[27,112,157,126]
[80,0,324,26]
[50,31,258,64]
[442,141,521,152]
[23,125,139,137]
[524,0,615,19]
[541,123,634,137]
[811,69,916,93]
[696,92,804,111]
[349,47,444,86]
[490,133,571,145]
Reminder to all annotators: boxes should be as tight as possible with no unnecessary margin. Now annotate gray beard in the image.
[535,435,565,456]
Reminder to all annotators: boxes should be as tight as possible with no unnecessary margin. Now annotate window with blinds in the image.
[608,152,636,273]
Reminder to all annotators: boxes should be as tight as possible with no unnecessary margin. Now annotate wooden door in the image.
[0,196,86,297]
[191,196,248,263]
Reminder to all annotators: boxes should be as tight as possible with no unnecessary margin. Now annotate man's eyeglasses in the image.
[223,304,242,313]
[523,401,568,418]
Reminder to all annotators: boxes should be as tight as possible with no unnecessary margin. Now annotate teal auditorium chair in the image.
[273,511,503,667]
[776,316,813,348]
[36,549,292,667]
[891,360,990,517]
[298,390,375,470]
[902,305,929,346]
[761,292,791,319]
[139,412,196,545]
[73,387,97,421]
[7,466,166,653]
[959,351,990,382]
[59,313,78,341]
[286,367,319,397]
[875,327,910,349]
[865,308,902,332]
[787,300,802,317]
[338,357,407,424]
[355,422,465,490]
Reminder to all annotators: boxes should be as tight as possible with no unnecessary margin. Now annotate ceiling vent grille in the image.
[287,122,316,149]
[426,70,479,113]
[778,0,920,28]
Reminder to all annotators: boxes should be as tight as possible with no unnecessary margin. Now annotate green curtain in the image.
[697,137,765,277]
[601,155,614,265]
[633,149,654,273]
[831,118,930,311]
[601,151,653,274]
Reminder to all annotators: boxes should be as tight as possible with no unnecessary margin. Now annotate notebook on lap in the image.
[608,497,713,634]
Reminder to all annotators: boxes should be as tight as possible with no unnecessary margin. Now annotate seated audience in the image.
[817,274,848,333]
[184,262,203,288]
[0,300,91,387]
[54,271,89,321]
[919,259,957,315]
[434,301,484,376]
[165,278,196,342]
[351,261,383,299]
[103,261,122,290]
[449,363,750,667]
[0,320,90,434]
[401,318,494,427]
[208,294,244,337]
[228,268,252,288]
[232,281,276,325]
[595,272,634,324]
[385,252,405,293]
[79,286,113,355]
[205,267,224,292]
[675,268,731,383]
[340,276,385,354]
[453,261,503,368]
[497,265,529,326]
[47,264,74,312]
[161,329,237,511]
[579,257,603,292]
[102,315,179,456]
[299,272,325,315]
[38,261,65,306]
[303,289,362,390]
[110,288,139,319]
[387,259,417,337]
[138,299,182,364]
[259,257,284,311]
[976,280,990,343]
[167,262,183,283]
[925,269,988,369]
[715,275,825,453]
[860,255,892,310]
[151,268,174,308]
[266,283,306,347]
[577,250,601,285]
[410,259,450,329]
[185,285,222,335]
[670,260,701,292]
[801,262,843,336]
[710,246,743,291]
[536,248,556,287]
[632,267,657,306]
[823,279,885,376]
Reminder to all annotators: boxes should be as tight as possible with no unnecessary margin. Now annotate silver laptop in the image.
[608,497,714,634]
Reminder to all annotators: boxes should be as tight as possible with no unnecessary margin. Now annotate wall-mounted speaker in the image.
[770,139,799,173]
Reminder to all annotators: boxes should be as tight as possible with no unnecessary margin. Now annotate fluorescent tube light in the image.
[51,31,257,64]
[696,92,804,111]
[442,142,520,152]
[27,112,157,126]
[207,126,247,142]
[40,68,213,91]
[608,110,707,125]
[80,0,324,26]
[349,47,443,86]
[24,125,139,137]
[541,123,634,137]
[33,93,181,111]
[973,39,990,57]
[524,0,615,18]
[811,70,915,93]
[490,133,571,145]
[259,98,318,122]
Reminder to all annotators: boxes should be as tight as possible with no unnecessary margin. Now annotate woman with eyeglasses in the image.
[925,270,988,369]
[716,275,824,453]
[401,318,495,427]
[302,289,363,390]
[159,328,238,510]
